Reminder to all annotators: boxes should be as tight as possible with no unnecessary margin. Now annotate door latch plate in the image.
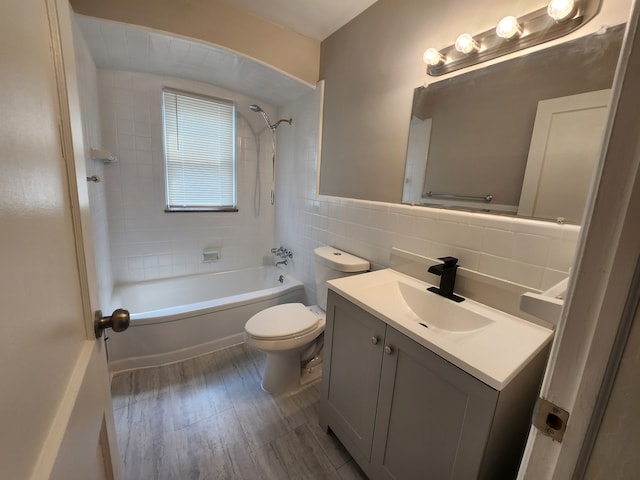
[532,397,569,442]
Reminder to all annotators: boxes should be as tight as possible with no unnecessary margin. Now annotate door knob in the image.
[371,336,379,345]
[94,308,130,338]
[384,345,394,355]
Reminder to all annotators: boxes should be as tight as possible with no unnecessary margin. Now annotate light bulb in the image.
[496,16,523,40]
[423,48,445,66]
[547,0,575,22]
[454,33,480,54]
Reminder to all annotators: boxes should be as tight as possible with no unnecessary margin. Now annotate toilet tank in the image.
[314,246,369,310]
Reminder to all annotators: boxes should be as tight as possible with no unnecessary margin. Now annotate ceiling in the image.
[76,15,314,107]
[75,1,378,108]
[220,0,379,41]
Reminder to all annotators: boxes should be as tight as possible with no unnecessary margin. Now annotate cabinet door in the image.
[372,327,499,480]
[320,291,387,462]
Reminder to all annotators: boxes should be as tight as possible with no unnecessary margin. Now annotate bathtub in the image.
[106,266,305,373]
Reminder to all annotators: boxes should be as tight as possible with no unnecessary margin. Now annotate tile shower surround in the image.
[97,70,277,284]
[95,69,578,300]
[73,18,114,309]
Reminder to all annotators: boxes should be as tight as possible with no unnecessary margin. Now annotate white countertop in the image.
[328,269,554,391]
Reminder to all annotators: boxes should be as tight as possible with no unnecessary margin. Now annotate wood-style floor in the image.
[111,343,367,479]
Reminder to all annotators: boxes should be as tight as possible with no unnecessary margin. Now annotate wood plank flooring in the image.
[111,343,367,479]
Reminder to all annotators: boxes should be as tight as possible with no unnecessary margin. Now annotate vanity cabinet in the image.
[320,290,549,480]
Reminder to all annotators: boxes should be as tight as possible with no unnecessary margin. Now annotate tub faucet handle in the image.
[271,246,293,259]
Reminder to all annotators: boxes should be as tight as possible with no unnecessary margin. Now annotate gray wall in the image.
[318,0,630,204]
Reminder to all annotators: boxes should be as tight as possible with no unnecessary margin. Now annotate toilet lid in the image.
[245,303,320,340]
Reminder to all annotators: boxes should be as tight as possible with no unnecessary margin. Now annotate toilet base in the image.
[261,349,304,394]
[300,357,323,386]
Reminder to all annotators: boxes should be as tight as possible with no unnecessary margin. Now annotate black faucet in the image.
[427,256,465,303]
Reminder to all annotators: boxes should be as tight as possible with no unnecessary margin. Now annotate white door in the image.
[519,2,640,478]
[402,116,432,204]
[518,89,611,223]
[0,0,122,479]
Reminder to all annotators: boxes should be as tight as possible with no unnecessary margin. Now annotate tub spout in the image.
[276,260,288,266]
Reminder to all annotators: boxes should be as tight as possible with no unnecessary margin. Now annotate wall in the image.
[97,70,278,288]
[275,85,324,303]
[69,0,320,86]
[585,299,640,478]
[318,0,633,203]
[270,0,634,304]
[72,15,114,310]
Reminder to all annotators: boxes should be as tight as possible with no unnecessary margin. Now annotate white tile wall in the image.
[97,69,279,285]
[275,84,580,306]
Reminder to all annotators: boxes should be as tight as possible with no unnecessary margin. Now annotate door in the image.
[0,0,122,478]
[402,117,432,204]
[517,89,611,223]
[518,2,640,478]
[372,327,497,480]
[320,291,387,463]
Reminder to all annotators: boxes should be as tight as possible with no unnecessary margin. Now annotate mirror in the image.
[402,25,623,223]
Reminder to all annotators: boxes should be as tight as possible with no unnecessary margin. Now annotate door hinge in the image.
[532,397,570,442]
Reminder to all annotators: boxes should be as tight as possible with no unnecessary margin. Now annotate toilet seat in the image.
[245,303,320,340]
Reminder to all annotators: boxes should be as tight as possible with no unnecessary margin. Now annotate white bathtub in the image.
[106,266,305,373]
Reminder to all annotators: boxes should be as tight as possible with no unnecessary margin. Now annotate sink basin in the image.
[398,282,494,332]
[359,279,494,333]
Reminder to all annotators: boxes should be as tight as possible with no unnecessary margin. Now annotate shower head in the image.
[249,104,292,131]
[250,104,274,130]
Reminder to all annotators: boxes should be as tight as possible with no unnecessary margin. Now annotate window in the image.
[162,88,237,211]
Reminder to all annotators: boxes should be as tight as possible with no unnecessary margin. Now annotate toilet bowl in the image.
[245,303,325,393]
[244,246,369,394]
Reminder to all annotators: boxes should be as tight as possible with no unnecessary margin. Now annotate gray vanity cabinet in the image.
[320,290,549,480]
[371,326,497,479]
[319,290,387,462]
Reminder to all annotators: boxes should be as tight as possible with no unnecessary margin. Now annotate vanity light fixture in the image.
[425,0,601,76]
[547,0,576,22]
[423,48,446,66]
[454,33,480,54]
[496,16,523,40]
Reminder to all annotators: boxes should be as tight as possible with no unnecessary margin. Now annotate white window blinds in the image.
[162,88,237,211]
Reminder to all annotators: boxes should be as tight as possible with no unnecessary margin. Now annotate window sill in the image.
[165,207,239,213]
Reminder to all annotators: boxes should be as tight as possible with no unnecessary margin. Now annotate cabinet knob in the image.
[384,345,393,355]
[371,336,379,345]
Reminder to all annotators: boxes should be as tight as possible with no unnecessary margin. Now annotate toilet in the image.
[244,246,369,394]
